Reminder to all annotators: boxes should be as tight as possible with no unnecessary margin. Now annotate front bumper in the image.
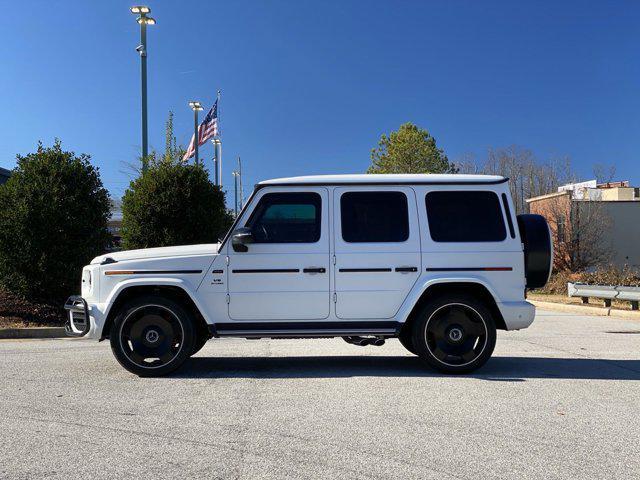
[63,296,91,337]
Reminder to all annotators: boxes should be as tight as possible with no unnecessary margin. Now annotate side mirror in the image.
[231,227,253,252]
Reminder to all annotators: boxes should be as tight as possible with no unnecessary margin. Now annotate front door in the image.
[227,187,330,320]
[333,187,421,319]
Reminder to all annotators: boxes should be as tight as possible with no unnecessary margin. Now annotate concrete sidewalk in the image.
[530,299,640,320]
[0,327,65,339]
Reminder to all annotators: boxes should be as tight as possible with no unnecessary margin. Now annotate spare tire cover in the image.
[516,214,553,289]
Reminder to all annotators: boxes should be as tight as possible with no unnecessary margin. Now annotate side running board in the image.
[210,321,401,338]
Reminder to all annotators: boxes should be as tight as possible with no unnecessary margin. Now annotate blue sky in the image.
[1,0,638,202]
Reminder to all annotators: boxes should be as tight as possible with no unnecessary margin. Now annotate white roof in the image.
[259,174,506,186]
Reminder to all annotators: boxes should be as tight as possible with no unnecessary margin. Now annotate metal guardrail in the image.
[568,282,640,310]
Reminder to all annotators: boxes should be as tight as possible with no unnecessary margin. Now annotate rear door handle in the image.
[395,266,418,273]
[303,267,326,274]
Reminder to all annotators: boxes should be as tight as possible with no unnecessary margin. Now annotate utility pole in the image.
[188,101,203,165]
[237,156,243,209]
[130,6,156,172]
[232,170,240,216]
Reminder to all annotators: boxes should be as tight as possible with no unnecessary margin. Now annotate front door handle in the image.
[395,266,418,273]
[303,267,326,274]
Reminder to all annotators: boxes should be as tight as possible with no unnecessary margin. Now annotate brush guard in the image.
[64,296,90,337]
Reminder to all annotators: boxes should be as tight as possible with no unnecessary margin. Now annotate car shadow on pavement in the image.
[175,355,640,381]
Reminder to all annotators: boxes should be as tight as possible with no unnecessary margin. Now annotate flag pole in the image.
[216,90,222,187]
[216,139,222,188]
[211,140,218,185]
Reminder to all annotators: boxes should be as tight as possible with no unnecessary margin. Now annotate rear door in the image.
[420,187,525,302]
[227,187,330,320]
[333,187,421,319]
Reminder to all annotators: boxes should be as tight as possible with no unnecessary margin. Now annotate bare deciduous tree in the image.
[456,145,578,214]
[593,163,616,184]
[545,195,613,271]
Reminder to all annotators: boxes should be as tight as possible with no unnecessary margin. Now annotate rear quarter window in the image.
[425,191,506,242]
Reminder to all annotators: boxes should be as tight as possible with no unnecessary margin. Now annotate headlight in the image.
[81,268,92,294]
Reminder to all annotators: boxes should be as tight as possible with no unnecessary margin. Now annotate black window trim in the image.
[339,190,410,244]
[501,193,516,239]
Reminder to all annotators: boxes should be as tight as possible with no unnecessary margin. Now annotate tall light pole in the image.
[188,101,203,165]
[130,6,155,172]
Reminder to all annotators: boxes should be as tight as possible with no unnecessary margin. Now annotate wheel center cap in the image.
[448,327,463,342]
[145,329,160,343]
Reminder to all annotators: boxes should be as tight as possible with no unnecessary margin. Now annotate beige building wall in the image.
[600,187,635,201]
[598,201,640,269]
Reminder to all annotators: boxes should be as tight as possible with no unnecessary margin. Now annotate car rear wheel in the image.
[411,294,496,374]
[110,295,195,377]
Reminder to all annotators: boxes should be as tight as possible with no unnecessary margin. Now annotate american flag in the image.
[183,99,219,161]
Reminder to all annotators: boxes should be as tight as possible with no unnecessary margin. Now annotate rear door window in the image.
[340,191,409,243]
[425,191,506,242]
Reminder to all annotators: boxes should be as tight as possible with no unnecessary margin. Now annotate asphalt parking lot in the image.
[1,309,639,480]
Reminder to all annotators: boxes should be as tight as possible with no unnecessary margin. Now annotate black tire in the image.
[110,295,195,377]
[517,214,553,289]
[398,328,418,355]
[411,294,496,374]
[190,332,209,357]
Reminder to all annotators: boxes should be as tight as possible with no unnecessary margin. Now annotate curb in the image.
[0,327,66,339]
[530,300,640,320]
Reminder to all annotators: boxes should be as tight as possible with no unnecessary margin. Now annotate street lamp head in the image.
[189,101,203,111]
[130,5,150,14]
[136,16,156,25]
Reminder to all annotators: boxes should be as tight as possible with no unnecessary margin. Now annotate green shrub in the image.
[0,141,111,302]
[121,162,232,250]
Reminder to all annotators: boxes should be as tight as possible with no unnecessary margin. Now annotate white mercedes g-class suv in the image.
[65,174,552,376]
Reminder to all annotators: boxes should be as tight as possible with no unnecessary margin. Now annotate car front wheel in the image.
[190,332,210,357]
[110,295,195,377]
[411,294,496,374]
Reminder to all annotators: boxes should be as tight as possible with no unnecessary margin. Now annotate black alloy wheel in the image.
[412,294,496,374]
[110,295,195,377]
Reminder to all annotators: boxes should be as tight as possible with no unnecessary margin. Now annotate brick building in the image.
[527,181,640,270]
